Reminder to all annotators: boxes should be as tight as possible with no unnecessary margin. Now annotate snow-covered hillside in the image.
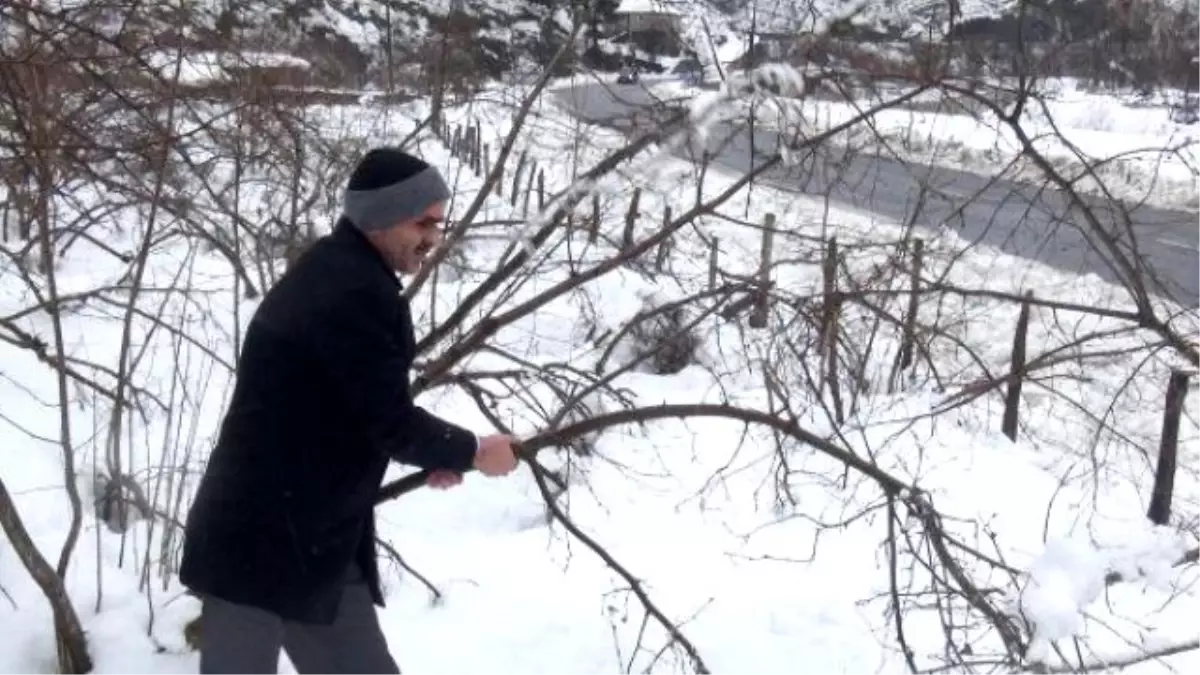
[1,0,1059,81]
[717,0,1012,35]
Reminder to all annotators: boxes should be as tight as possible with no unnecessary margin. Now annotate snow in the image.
[720,0,1018,36]
[1,65,1198,675]
[1016,524,1195,665]
[614,0,685,16]
[145,50,312,86]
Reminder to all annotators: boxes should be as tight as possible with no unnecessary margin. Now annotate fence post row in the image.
[424,118,1188,489]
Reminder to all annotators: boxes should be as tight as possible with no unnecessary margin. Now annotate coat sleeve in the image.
[307,284,478,473]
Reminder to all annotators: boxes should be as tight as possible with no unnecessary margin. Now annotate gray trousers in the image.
[198,565,399,674]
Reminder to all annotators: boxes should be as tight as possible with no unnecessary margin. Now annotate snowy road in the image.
[552,80,1199,308]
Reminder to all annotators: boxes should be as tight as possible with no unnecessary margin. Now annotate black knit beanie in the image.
[342,147,451,233]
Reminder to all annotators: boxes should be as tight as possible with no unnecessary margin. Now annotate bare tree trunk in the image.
[0,478,92,673]
[430,14,451,128]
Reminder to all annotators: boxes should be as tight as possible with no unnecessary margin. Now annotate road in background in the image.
[552,80,1199,309]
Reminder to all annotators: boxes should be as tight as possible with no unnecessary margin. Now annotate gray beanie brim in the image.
[341,148,451,232]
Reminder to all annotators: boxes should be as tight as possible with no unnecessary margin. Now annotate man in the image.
[179,147,518,674]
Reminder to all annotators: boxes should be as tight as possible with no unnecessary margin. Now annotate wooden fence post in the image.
[820,237,839,357]
[1002,291,1033,442]
[622,187,641,252]
[708,236,719,290]
[898,238,924,369]
[888,238,925,393]
[1148,370,1190,525]
[522,163,535,217]
[589,194,600,244]
[536,168,545,211]
[510,150,527,206]
[820,237,844,424]
[748,212,776,329]
[471,127,481,175]
[654,205,672,272]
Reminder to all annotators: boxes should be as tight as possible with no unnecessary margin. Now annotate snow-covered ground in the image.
[647,75,1200,210]
[1,74,1197,674]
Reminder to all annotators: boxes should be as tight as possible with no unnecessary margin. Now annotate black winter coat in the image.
[179,218,476,624]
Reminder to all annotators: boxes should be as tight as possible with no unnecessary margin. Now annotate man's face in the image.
[377,201,446,274]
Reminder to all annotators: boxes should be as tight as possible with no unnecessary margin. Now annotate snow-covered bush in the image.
[588,287,702,377]
[627,300,701,376]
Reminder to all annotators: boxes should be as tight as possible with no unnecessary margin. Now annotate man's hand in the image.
[473,434,519,477]
[426,470,463,490]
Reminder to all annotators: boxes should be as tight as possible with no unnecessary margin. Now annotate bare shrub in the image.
[618,292,703,376]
